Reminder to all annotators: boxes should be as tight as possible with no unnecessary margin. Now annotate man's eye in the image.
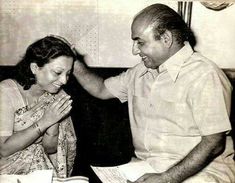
[137,42,144,46]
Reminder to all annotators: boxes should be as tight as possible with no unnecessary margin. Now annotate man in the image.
[73,4,235,183]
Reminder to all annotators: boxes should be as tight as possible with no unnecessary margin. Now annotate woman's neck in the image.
[23,84,45,105]
[28,84,44,98]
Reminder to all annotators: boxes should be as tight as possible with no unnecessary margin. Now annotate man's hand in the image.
[127,173,170,183]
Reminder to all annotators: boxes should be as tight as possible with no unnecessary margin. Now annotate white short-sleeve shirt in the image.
[104,42,235,181]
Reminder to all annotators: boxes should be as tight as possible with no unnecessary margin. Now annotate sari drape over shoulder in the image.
[0,79,77,178]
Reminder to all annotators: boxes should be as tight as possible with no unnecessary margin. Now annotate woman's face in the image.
[32,56,73,94]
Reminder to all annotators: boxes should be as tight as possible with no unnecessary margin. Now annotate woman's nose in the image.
[59,74,67,85]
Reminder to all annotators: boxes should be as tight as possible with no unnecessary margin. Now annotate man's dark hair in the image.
[133,3,196,47]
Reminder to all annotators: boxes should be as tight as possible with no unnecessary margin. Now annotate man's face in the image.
[32,56,73,94]
[131,20,169,69]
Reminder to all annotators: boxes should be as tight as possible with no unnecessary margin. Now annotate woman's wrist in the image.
[45,123,59,137]
[45,130,59,137]
[37,117,55,131]
[32,123,43,136]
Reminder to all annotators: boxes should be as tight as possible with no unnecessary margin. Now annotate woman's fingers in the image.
[37,93,73,126]
[47,94,72,117]
[22,100,46,119]
[60,103,72,117]
[30,95,55,112]
[58,99,72,114]
[50,94,70,109]
[30,100,45,112]
[57,96,72,111]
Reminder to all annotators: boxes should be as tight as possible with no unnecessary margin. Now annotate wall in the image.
[191,1,235,68]
[0,1,234,68]
[0,0,177,67]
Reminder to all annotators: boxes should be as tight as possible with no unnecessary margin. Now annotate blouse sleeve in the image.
[0,81,15,136]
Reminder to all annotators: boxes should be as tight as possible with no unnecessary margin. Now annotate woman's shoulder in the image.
[0,78,17,87]
[0,79,20,95]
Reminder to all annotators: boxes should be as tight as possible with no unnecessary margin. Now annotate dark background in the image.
[0,66,234,183]
[64,68,134,183]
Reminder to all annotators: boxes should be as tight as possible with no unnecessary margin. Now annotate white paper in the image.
[0,170,53,183]
[118,161,156,182]
[91,160,157,183]
[91,165,126,183]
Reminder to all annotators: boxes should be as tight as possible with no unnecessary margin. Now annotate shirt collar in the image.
[159,42,194,82]
[139,64,159,78]
[139,42,194,80]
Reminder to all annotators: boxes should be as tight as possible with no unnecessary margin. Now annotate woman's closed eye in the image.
[53,70,62,76]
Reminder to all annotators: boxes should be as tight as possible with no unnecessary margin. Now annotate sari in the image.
[0,79,77,178]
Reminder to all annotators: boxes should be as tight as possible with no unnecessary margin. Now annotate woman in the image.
[0,35,77,178]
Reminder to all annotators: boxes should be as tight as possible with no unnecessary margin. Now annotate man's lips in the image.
[141,56,148,61]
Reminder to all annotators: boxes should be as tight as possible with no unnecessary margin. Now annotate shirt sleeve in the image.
[192,70,232,136]
[0,82,15,136]
[104,68,134,103]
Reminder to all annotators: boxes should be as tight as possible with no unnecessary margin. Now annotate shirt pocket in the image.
[132,95,157,122]
[158,87,185,103]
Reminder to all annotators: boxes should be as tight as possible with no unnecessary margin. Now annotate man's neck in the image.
[168,42,184,59]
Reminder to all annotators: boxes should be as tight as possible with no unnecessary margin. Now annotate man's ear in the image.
[30,63,39,74]
[160,30,173,48]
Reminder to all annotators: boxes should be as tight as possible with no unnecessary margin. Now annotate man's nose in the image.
[132,42,140,55]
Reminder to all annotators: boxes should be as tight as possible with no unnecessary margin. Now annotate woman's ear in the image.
[30,63,39,74]
[160,30,173,48]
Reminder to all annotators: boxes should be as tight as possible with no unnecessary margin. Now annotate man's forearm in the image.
[73,61,113,99]
[162,133,225,183]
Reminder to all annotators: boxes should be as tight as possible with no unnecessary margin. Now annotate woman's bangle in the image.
[32,123,42,136]
[45,130,59,137]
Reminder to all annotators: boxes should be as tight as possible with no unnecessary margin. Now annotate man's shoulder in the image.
[105,63,144,84]
[185,52,222,74]
[179,52,230,86]
[118,62,146,77]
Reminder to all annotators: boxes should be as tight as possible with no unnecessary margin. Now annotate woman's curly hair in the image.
[15,35,76,90]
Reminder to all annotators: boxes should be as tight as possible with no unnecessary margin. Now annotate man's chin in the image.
[144,62,157,69]
[143,61,150,67]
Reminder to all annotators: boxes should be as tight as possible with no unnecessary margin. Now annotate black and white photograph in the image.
[0,0,235,183]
